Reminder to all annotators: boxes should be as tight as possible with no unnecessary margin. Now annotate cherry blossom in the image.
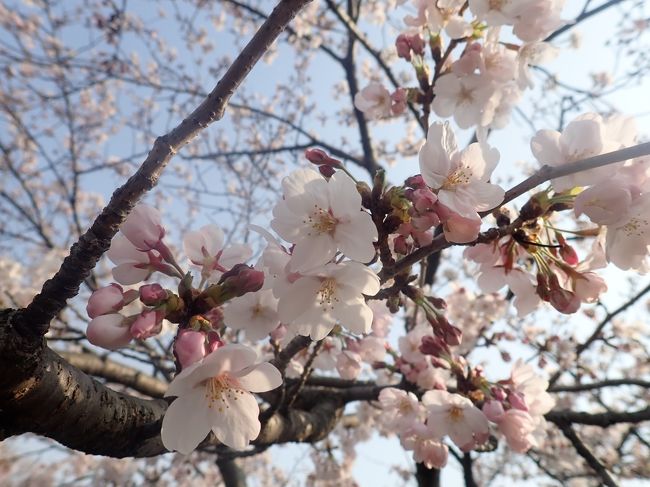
[419,122,504,221]
[422,389,489,451]
[223,288,280,341]
[162,344,282,453]
[531,113,637,191]
[271,169,377,272]
[277,261,380,340]
[353,82,393,119]
[183,224,252,283]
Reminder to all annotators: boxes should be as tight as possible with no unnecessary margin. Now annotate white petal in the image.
[210,390,261,450]
[328,171,363,217]
[111,263,150,285]
[161,387,211,454]
[530,130,562,166]
[334,261,380,295]
[220,244,253,269]
[289,234,336,272]
[278,277,322,323]
[333,299,373,335]
[335,214,377,263]
[235,362,282,393]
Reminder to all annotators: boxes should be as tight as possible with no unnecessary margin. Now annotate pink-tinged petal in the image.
[422,389,449,407]
[277,277,322,323]
[107,234,147,265]
[161,387,211,454]
[561,118,603,160]
[86,284,124,318]
[468,180,505,211]
[449,424,475,451]
[457,144,488,180]
[289,234,336,272]
[220,244,253,269]
[235,362,282,393]
[270,200,303,242]
[200,224,226,257]
[281,168,323,200]
[443,212,481,244]
[332,299,373,335]
[334,261,380,295]
[209,390,261,450]
[530,130,562,166]
[86,314,131,350]
[335,213,377,263]
[477,267,507,293]
[183,229,208,264]
[464,407,489,437]
[179,345,259,391]
[328,171,362,218]
[419,122,457,188]
[121,204,165,251]
[111,263,150,285]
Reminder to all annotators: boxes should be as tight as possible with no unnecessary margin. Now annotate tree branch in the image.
[380,142,650,281]
[556,422,618,487]
[59,351,168,398]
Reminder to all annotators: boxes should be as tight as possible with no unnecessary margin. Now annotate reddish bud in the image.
[219,264,265,297]
[130,310,165,339]
[174,329,206,368]
[420,335,451,357]
[304,148,341,167]
[319,164,336,177]
[139,283,168,305]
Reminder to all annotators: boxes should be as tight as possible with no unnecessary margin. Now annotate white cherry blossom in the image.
[277,261,380,340]
[223,289,280,341]
[161,344,282,453]
[183,224,252,283]
[419,122,504,219]
[271,169,377,272]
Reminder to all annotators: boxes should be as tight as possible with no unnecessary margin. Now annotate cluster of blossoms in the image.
[84,103,646,465]
[378,359,555,468]
[355,0,563,129]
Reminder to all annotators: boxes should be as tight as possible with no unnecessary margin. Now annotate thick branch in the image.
[12,0,313,340]
[59,351,168,398]
[549,379,650,393]
[0,338,343,457]
[546,407,650,427]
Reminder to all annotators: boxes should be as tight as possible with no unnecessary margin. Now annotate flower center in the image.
[306,205,338,235]
[622,217,648,237]
[489,0,506,11]
[317,278,339,310]
[448,405,464,422]
[442,167,472,189]
[204,373,245,412]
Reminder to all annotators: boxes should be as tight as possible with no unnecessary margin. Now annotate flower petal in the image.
[161,387,211,454]
[235,362,282,393]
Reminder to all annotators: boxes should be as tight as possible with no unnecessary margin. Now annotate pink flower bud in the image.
[395,34,412,60]
[86,313,132,350]
[549,287,581,314]
[130,310,165,340]
[319,165,336,178]
[482,400,505,423]
[174,330,206,368]
[443,324,463,347]
[390,88,407,116]
[219,264,265,297]
[86,284,126,318]
[139,283,168,305]
[405,174,426,189]
[420,335,450,357]
[304,148,341,167]
[207,331,224,352]
[508,391,529,411]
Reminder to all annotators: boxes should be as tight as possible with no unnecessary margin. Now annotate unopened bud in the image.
[174,329,206,369]
[319,165,336,177]
[420,335,451,357]
[139,283,168,306]
[482,400,505,422]
[305,148,341,167]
